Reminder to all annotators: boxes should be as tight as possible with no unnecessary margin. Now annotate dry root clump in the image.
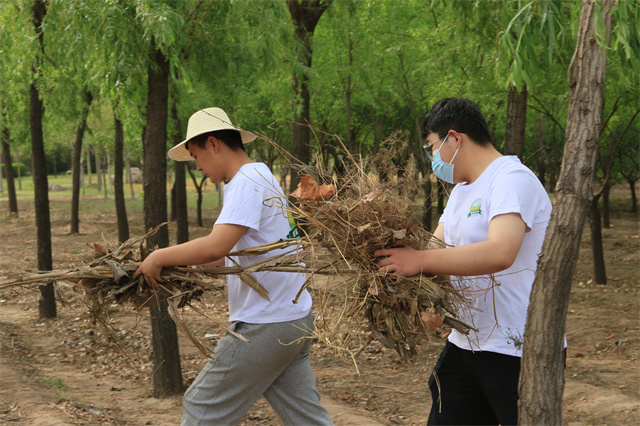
[289,133,473,360]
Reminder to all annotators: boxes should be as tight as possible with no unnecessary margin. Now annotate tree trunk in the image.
[627,178,638,213]
[1,124,18,215]
[150,297,185,397]
[16,149,22,190]
[437,183,445,216]
[518,0,613,423]
[534,115,549,190]
[70,90,93,234]
[602,180,612,228]
[590,194,607,285]
[187,166,206,228]
[171,102,189,244]
[31,0,55,319]
[345,38,354,154]
[143,45,170,249]
[126,155,135,198]
[503,84,528,160]
[86,146,92,185]
[114,113,129,243]
[142,42,183,397]
[95,150,102,192]
[286,0,331,194]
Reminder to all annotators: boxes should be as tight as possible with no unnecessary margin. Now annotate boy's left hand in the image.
[375,246,424,276]
[133,250,165,288]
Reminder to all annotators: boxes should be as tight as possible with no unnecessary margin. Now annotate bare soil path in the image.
[1,188,638,425]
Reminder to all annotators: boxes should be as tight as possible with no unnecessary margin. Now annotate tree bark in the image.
[171,102,189,244]
[71,89,93,234]
[601,180,612,228]
[1,123,18,215]
[626,178,638,213]
[534,115,549,190]
[143,45,170,249]
[114,113,129,243]
[142,41,183,397]
[95,150,102,192]
[589,194,607,285]
[150,298,185,397]
[503,84,528,160]
[518,0,613,423]
[31,0,55,319]
[86,146,92,185]
[187,166,206,228]
[286,0,331,194]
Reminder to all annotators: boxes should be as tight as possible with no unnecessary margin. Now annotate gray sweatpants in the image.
[181,311,333,425]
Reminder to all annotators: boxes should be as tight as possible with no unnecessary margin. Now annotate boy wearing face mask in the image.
[375,97,554,425]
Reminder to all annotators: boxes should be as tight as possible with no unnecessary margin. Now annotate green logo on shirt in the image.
[287,211,300,239]
[468,198,482,218]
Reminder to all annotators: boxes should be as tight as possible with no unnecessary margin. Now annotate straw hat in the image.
[168,107,257,161]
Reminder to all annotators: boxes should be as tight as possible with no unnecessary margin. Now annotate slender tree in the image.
[143,39,184,398]
[519,0,614,422]
[70,89,93,234]
[286,0,332,193]
[170,101,189,244]
[502,84,527,158]
[1,120,18,215]
[29,0,56,319]
[113,111,129,243]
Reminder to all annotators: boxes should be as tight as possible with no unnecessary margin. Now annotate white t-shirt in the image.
[441,156,552,357]
[215,162,312,324]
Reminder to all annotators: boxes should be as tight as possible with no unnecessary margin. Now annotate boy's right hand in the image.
[133,250,165,289]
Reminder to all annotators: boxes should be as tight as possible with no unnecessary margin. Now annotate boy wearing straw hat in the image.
[134,107,332,425]
[375,98,554,425]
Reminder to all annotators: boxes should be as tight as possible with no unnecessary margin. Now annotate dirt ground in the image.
[0,186,638,425]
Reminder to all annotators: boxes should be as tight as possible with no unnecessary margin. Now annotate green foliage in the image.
[498,0,573,91]
[0,0,636,212]
[41,376,67,389]
[606,0,640,89]
[11,163,29,177]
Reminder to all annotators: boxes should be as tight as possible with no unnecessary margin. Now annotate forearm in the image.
[420,241,517,276]
[152,236,224,268]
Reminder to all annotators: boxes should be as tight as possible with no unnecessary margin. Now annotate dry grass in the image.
[0,133,475,363]
[281,132,474,361]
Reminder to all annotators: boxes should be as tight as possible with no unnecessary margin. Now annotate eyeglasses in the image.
[422,133,448,161]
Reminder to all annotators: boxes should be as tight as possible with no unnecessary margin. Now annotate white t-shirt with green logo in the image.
[440,156,552,357]
[215,162,311,324]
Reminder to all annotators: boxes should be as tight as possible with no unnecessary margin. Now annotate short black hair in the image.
[421,98,493,146]
[186,129,245,152]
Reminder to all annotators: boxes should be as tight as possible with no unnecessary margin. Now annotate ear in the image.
[449,130,462,146]
[208,136,219,152]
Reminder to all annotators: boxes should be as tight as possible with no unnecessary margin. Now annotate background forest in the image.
[0,1,639,423]
[1,0,638,218]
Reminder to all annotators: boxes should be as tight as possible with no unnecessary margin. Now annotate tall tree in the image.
[30,0,56,319]
[143,38,183,398]
[286,0,332,193]
[1,120,18,215]
[70,89,93,234]
[113,110,129,243]
[502,84,527,158]
[170,100,189,244]
[519,0,614,422]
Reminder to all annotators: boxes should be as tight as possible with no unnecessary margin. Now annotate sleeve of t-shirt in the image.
[215,177,264,232]
[486,169,543,231]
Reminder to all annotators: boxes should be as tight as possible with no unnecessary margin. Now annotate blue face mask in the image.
[430,134,460,184]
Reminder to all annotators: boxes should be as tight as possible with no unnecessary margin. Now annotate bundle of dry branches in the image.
[0,225,320,357]
[287,133,474,360]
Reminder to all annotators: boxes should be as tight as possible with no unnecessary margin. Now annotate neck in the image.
[457,143,502,184]
[224,151,254,182]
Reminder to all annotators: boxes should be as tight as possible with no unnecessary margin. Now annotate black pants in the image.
[428,341,521,425]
